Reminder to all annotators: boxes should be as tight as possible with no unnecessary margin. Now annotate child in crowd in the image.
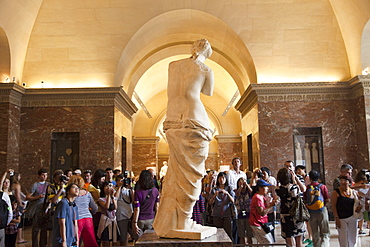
[5,195,21,247]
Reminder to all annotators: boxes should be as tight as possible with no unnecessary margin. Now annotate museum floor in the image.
[16,221,370,247]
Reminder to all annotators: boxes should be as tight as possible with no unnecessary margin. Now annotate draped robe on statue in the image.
[153,43,217,239]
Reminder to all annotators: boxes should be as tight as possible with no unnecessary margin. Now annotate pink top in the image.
[249,193,268,226]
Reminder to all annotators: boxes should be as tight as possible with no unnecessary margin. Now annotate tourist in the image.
[331,175,362,247]
[132,170,160,239]
[25,168,49,247]
[52,183,79,247]
[249,179,277,245]
[209,172,235,241]
[304,170,330,247]
[68,175,98,247]
[276,168,305,247]
[235,177,253,245]
[115,174,134,246]
[97,182,120,246]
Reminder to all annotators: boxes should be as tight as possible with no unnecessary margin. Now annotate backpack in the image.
[0,192,10,229]
[305,184,324,212]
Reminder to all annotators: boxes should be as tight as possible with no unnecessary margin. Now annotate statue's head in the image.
[190,39,212,59]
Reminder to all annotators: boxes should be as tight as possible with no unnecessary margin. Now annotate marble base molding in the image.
[135,228,232,247]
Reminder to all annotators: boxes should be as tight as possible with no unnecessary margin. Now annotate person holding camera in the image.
[235,177,253,245]
[209,172,235,241]
[48,170,68,206]
[97,181,120,246]
[115,174,134,246]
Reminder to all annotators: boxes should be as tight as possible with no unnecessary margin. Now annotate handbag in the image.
[289,196,310,221]
[261,222,274,234]
[251,211,274,234]
[36,185,53,231]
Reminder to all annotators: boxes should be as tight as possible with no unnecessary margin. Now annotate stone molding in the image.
[0,84,138,119]
[235,76,370,116]
[215,134,242,143]
[0,83,25,106]
[133,136,160,144]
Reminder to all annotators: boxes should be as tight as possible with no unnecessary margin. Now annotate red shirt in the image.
[249,193,268,226]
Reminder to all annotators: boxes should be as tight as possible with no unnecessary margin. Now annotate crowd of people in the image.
[0,160,369,247]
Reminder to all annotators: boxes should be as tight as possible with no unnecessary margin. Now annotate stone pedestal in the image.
[135,228,232,247]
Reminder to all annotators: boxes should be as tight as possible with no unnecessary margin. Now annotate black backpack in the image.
[0,192,9,229]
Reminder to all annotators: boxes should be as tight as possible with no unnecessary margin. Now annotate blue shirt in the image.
[52,198,79,247]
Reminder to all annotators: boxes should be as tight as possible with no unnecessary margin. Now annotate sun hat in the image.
[256,179,271,187]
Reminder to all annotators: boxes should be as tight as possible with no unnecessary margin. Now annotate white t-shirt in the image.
[226,169,247,191]
[2,192,13,225]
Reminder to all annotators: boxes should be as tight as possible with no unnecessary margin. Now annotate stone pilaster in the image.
[132,136,160,177]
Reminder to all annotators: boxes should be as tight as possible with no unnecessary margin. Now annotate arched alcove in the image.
[0,27,10,82]
[115,9,257,97]
[361,19,370,74]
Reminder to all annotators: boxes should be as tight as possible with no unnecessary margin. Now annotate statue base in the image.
[135,228,232,247]
[164,226,217,240]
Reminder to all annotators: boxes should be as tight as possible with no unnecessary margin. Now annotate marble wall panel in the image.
[217,142,243,170]
[20,106,115,189]
[0,103,9,168]
[132,142,157,178]
[258,100,359,190]
[0,103,20,170]
[7,103,20,169]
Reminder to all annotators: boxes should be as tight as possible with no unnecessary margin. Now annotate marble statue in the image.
[159,161,168,179]
[295,141,303,161]
[153,39,217,239]
[304,142,312,172]
[312,142,319,163]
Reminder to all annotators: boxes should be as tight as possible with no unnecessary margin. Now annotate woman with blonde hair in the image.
[68,175,99,247]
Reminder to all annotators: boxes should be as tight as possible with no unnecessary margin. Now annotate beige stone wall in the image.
[240,104,260,171]
[114,108,133,171]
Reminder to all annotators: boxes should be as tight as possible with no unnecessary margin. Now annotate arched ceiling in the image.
[362,20,370,73]
[1,0,370,89]
[115,9,256,97]
[0,28,10,82]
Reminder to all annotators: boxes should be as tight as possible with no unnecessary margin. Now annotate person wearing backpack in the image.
[304,170,330,247]
[0,190,12,247]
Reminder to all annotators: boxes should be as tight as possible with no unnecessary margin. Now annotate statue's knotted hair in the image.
[190,39,212,59]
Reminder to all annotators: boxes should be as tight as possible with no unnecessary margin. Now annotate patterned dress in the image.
[277,183,306,239]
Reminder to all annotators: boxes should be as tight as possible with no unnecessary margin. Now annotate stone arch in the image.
[115,9,257,97]
[361,19,370,74]
[0,27,10,82]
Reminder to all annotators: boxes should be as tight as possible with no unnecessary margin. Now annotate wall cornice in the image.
[235,76,370,117]
[215,134,242,143]
[0,85,138,119]
[0,83,25,106]
[133,136,160,144]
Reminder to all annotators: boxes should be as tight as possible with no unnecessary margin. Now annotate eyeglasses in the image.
[83,170,92,174]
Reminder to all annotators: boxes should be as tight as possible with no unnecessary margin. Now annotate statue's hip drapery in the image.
[153,119,213,237]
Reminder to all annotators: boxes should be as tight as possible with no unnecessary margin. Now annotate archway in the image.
[361,19,370,74]
[0,27,10,82]
[115,9,257,97]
